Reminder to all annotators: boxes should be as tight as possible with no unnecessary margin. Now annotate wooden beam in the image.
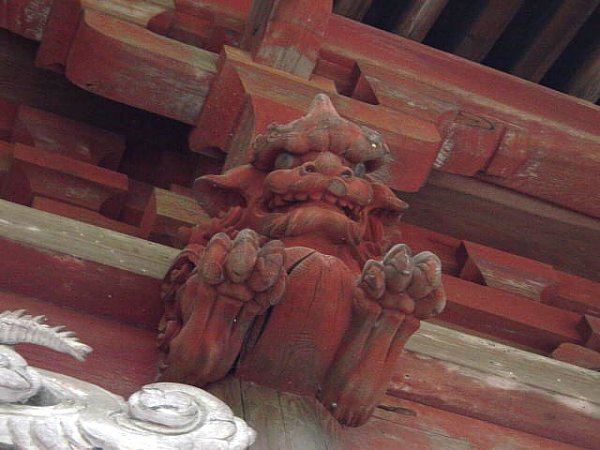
[452,0,524,62]
[241,0,332,78]
[391,0,449,42]
[565,41,600,103]
[510,0,599,82]
[64,11,217,124]
[439,274,583,353]
[390,349,600,448]
[7,3,600,217]
[333,0,374,21]
[346,395,582,450]
[0,199,177,279]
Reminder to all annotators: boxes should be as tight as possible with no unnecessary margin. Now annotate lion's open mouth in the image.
[264,192,363,221]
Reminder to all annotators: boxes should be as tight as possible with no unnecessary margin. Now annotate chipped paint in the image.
[433,136,455,169]
[21,0,52,40]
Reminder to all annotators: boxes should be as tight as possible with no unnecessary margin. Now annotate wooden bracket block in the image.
[439,274,582,352]
[484,124,529,177]
[433,111,504,176]
[0,140,14,190]
[34,0,81,72]
[0,0,52,40]
[64,10,217,124]
[2,144,129,218]
[147,187,210,246]
[11,106,125,169]
[549,272,600,317]
[192,46,441,190]
[458,240,560,301]
[578,315,600,352]
[241,0,332,78]
[0,99,18,140]
[551,343,600,371]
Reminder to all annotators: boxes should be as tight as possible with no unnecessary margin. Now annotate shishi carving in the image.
[158,94,446,426]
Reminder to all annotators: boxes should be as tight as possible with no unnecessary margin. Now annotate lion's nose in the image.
[327,179,347,197]
[300,153,355,180]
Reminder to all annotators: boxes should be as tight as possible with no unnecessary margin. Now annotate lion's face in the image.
[192,94,408,246]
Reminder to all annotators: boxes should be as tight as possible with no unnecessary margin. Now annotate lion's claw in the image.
[359,260,386,300]
[383,244,414,293]
[359,244,445,318]
[200,232,230,285]
[225,229,259,283]
[200,230,287,310]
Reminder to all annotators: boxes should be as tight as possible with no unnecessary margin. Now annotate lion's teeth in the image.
[338,199,349,208]
[310,193,321,201]
[295,193,308,201]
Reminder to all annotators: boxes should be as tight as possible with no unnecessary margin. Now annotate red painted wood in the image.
[323,16,600,217]
[34,0,80,72]
[0,238,162,328]
[192,46,442,191]
[65,10,217,124]
[389,350,598,449]
[552,343,600,371]
[1,291,158,397]
[0,98,18,139]
[12,105,125,169]
[2,0,52,41]
[578,315,600,352]
[0,140,13,189]
[241,0,332,78]
[549,272,600,318]
[439,274,583,352]
[395,223,600,325]
[3,143,129,218]
[159,96,446,427]
[458,240,560,301]
[8,0,600,216]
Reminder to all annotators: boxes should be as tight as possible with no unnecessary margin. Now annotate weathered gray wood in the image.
[410,322,600,404]
[1,199,599,410]
[208,377,343,450]
[0,199,178,279]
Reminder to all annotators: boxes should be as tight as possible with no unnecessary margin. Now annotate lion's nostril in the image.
[301,164,317,175]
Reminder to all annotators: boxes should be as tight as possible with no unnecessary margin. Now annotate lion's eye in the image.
[274,152,297,169]
[354,162,366,177]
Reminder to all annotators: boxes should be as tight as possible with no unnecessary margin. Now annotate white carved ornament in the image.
[0,310,256,449]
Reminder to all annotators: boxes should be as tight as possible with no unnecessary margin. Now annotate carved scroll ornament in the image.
[0,310,256,449]
[158,94,447,427]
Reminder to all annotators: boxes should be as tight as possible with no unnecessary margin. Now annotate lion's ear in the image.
[193,165,261,217]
